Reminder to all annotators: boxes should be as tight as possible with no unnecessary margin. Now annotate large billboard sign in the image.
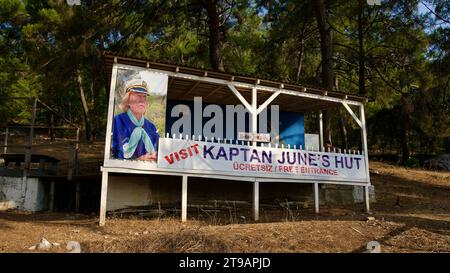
[106,63,369,185]
[157,138,368,182]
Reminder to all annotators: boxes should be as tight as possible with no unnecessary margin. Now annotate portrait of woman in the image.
[111,77,160,161]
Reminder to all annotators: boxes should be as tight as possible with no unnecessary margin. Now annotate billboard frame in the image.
[99,55,371,226]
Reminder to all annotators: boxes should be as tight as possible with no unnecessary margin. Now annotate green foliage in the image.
[403,157,420,168]
[0,0,447,155]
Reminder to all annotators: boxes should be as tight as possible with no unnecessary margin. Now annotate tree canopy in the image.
[1,0,448,163]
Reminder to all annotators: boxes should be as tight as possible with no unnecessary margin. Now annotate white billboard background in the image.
[158,138,369,183]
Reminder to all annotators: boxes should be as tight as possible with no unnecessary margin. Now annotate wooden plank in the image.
[342,102,362,127]
[364,186,370,213]
[103,64,118,161]
[203,85,225,100]
[49,181,55,212]
[24,98,37,172]
[99,171,108,226]
[227,84,252,111]
[181,175,188,222]
[319,111,324,151]
[253,181,259,221]
[177,81,201,100]
[360,105,371,212]
[314,183,320,214]
[75,181,80,212]
[3,127,8,154]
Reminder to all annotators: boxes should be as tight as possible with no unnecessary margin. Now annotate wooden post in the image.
[253,181,259,221]
[103,65,119,161]
[359,104,371,213]
[50,114,55,141]
[181,175,188,222]
[75,181,80,212]
[21,98,37,208]
[49,181,55,212]
[319,111,324,151]
[75,128,80,175]
[364,186,370,213]
[251,87,257,144]
[313,183,319,213]
[24,98,38,173]
[251,87,260,221]
[68,147,74,180]
[99,170,108,226]
[3,127,8,154]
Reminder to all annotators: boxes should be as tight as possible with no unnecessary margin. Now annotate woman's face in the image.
[128,92,148,116]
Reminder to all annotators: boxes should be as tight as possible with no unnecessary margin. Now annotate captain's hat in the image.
[124,78,150,95]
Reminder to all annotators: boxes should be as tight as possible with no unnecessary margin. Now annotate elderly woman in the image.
[112,78,159,161]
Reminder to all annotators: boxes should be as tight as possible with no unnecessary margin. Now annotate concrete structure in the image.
[105,175,374,212]
[0,176,48,211]
[99,52,374,226]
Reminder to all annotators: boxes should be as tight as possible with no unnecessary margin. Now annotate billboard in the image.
[105,63,369,185]
[157,138,368,182]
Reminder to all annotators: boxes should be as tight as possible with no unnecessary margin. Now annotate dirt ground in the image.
[0,160,449,253]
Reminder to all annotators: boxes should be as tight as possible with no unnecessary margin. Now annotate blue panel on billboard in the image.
[279,112,305,148]
[165,99,304,147]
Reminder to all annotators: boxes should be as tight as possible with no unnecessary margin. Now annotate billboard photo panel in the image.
[111,67,168,163]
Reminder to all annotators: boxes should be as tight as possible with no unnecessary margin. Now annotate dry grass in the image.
[0,160,449,253]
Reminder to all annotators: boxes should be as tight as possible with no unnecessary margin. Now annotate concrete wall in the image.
[2,174,374,212]
[352,185,376,203]
[320,184,376,204]
[0,176,48,211]
[106,174,315,211]
[107,174,181,211]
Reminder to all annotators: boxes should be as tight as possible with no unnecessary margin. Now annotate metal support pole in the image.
[181,175,188,222]
[251,87,258,145]
[99,170,108,226]
[364,186,370,213]
[359,104,371,213]
[253,181,259,221]
[313,183,319,213]
[251,87,260,221]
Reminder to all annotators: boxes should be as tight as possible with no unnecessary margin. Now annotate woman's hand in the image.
[137,152,157,162]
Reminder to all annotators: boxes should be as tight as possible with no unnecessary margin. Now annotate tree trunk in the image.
[89,62,100,140]
[315,0,334,143]
[76,68,93,141]
[401,94,410,164]
[358,0,366,96]
[99,34,110,104]
[296,39,305,83]
[49,114,55,141]
[88,77,97,141]
[339,116,348,150]
[401,116,410,164]
[204,0,225,72]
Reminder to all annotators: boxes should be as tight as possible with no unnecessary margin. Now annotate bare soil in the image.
[0,160,449,253]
